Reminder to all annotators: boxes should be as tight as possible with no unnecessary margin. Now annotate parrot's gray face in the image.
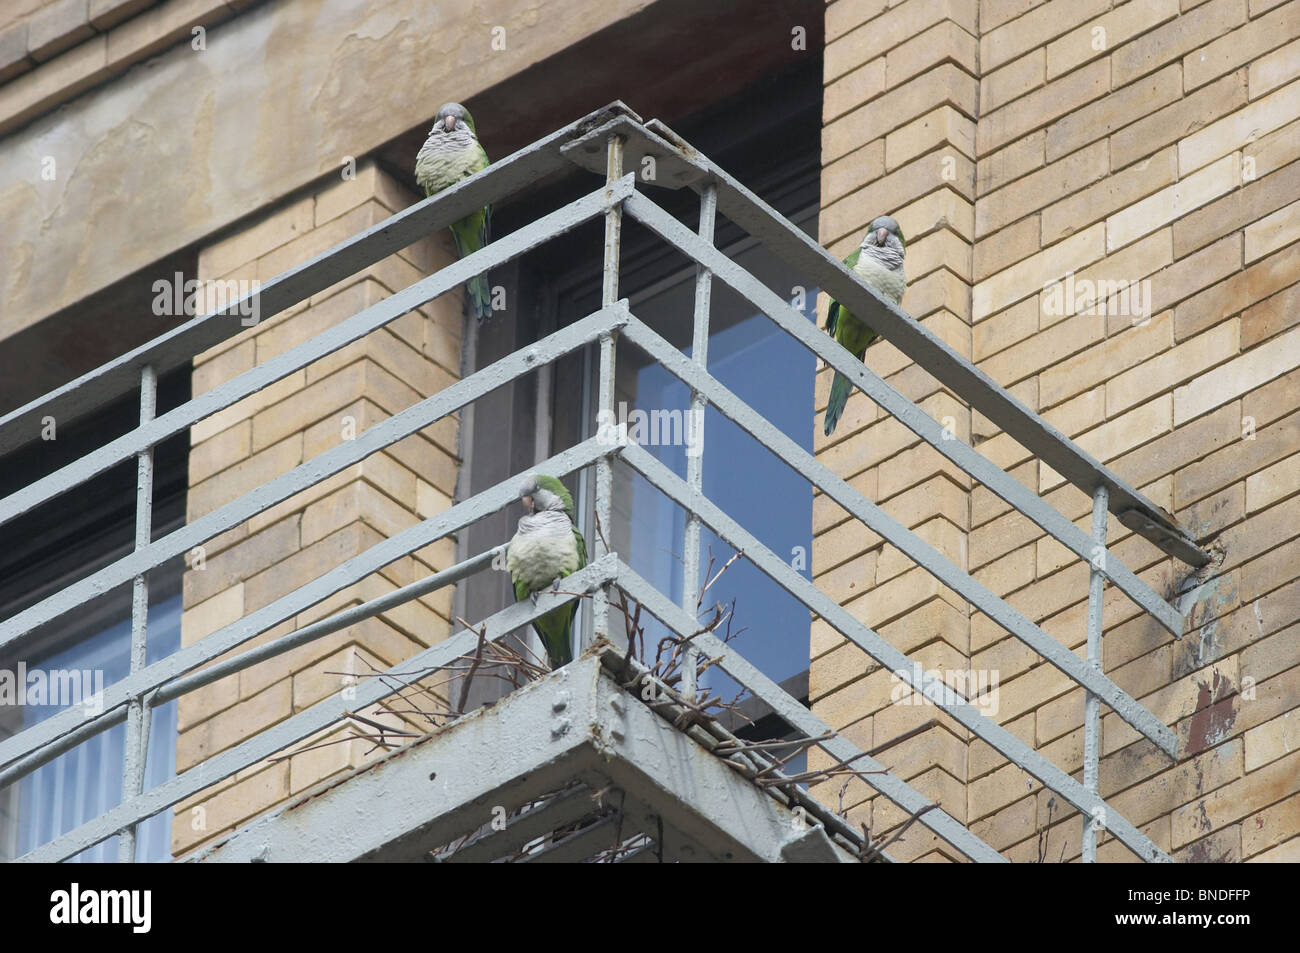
[519,476,538,514]
[433,102,473,137]
[518,476,563,515]
[533,488,564,512]
[862,215,905,272]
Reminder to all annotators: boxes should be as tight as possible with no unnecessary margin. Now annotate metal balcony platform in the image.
[187,650,860,863]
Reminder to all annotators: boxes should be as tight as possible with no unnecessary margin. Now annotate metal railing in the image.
[0,102,1209,863]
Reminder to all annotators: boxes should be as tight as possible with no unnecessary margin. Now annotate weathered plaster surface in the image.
[0,0,651,340]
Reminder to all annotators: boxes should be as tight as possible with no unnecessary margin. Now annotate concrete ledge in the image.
[188,652,859,863]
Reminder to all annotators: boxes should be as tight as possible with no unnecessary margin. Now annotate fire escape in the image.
[0,103,1210,863]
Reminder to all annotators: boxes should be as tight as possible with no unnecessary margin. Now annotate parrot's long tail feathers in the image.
[533,621,574,670]
[824,370,853,436]
[467,274,492,321]
[531,602,576,670]
[449,215,492,321]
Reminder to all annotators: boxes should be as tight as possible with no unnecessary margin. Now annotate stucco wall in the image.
[0,0,652,342]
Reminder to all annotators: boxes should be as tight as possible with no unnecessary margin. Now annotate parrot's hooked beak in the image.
[443,115,456,131]
[875,227,888,246]
[522,495,534,514]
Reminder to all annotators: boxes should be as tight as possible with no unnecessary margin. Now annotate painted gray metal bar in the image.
[680,183,717,702]
[623,190,1186,639]
[17,556,621,862]
[621,315,1176,756]
[0,178,635,536]
[1083,484,1110,863]
[119,364,156,863]
[0,102,645,460]
[688,151,1207,568]
[0,436,616,780]
[437,784,596,862]
[153,546,502,708]
[0,706,129,792]
[577,112,1198,566]
[590,134,626,652]
[523,816,623,863]
[0,303,630,655]
[612,564,998,862]
[618,442,1172,862]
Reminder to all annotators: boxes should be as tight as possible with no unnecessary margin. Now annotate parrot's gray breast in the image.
[415,128,482,193]
[854,250,906,304]
[507,511,580,591]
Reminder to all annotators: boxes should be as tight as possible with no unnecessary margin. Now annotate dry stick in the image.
[611,789,627,855]
[350,653,454,722]
[1037,797,1058,864]
[653,604,725,677]
[756,766,890,786]
[455,616,491,715]
[760,721,939,810]
[699,551,743,606]
[695,550,717,612]
[611,561,882,851]
[503,635,552,674]
[330,659,446,729]
[266,731,402,762]
[713,731,835,754]
[752,736,826,780]
[616,588,643,669]
[861,804,939,862]
[620,659,867,852]
[343,709,420,738]
[350,652,429,706]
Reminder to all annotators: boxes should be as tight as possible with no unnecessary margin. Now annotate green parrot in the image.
[506,474,588,670]
[414,101,493,321]
[823,215,907,436]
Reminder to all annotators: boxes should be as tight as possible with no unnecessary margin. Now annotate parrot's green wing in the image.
[825,247,860,335]
[537,528,586,668]
[571,525,587,574]
[507,524,587,669]
[512,570,531,603]
[428,141,493,320]
[532,606,574,669]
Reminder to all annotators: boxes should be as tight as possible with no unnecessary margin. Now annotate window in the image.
[0,369,190,862]
[458,61,822,711]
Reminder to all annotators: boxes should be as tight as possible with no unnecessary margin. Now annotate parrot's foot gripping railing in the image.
[0,103,1209,863]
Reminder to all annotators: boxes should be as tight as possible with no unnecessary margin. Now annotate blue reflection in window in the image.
[14,594,180,862]
[621,288,819,695]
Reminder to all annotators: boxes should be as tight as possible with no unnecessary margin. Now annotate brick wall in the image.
[811,0,981,861]
[171,161,463,857]
[812,0,1300,862]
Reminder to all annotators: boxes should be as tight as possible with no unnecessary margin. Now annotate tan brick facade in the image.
[813,0,981,860]
[812,0,1300,861]
[170,162,462,856]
